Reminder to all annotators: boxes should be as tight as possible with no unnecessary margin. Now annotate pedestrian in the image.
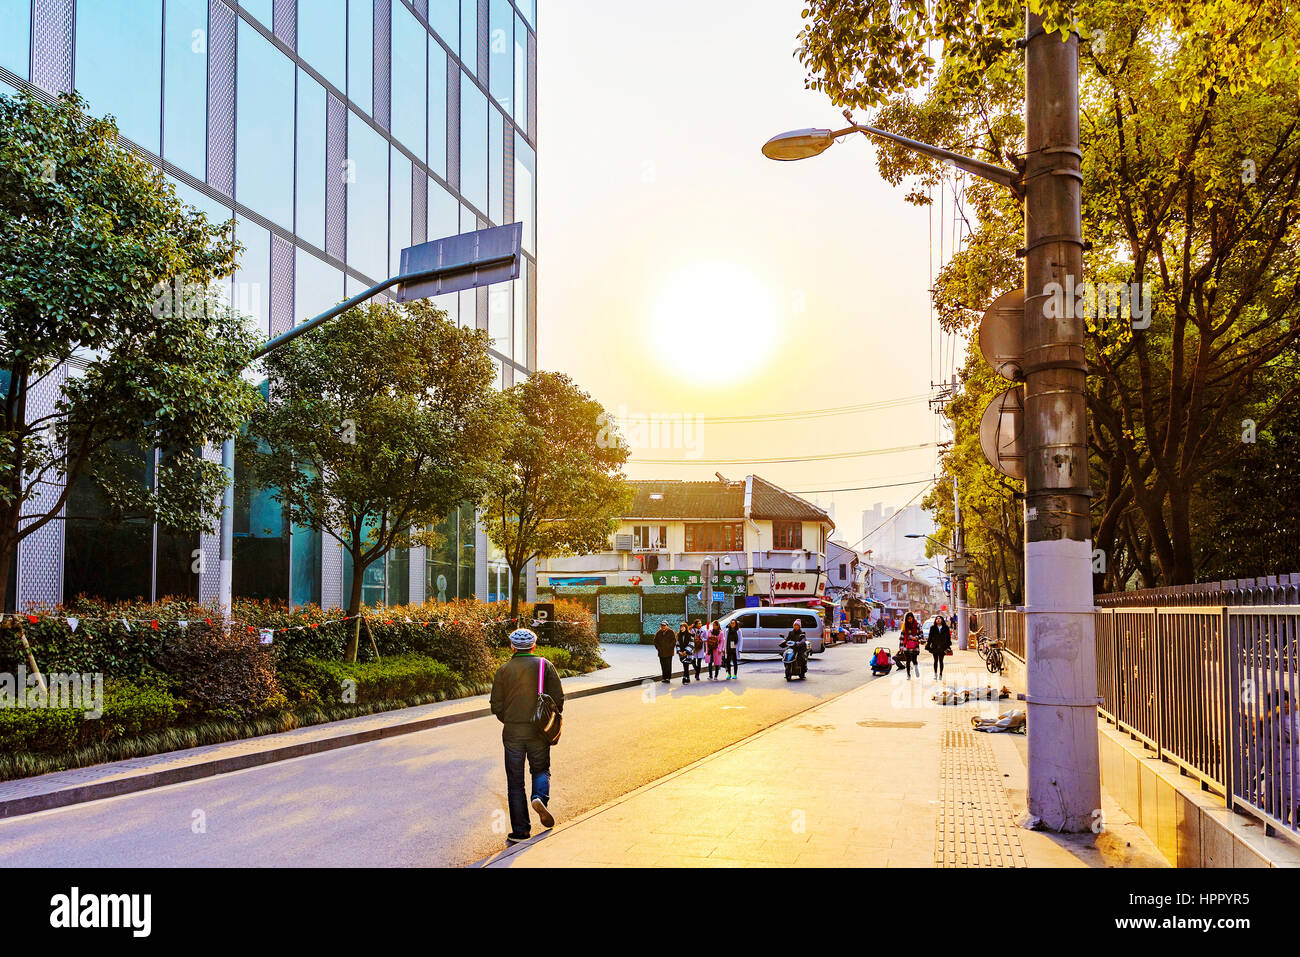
[653,620,677,683]
[706,621,724,679]
[900,612,922,679]
[926,614,952,679]
[691,619,706,681]
[676,623,694,684]
[489,627,564,846]
[724,617,742,679]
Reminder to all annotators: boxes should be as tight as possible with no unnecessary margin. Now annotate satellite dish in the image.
[980,289,1024,381]
[979,387,1025,479]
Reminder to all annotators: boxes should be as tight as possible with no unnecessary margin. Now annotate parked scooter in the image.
[781,634,809,681]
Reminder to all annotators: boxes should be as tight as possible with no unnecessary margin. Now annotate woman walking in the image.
[691,620,706,681]
[900,612,922,679]
[676,623,694,685]
[724,618,742,679]
[706,621,724,680]
[926,614,952,679]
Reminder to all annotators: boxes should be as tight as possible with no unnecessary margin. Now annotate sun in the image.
[648,260,781,385]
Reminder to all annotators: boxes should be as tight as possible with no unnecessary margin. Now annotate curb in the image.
[0,670,669,821]
[474,676,870,868]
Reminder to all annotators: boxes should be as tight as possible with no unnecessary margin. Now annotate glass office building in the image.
[0,0,537,610]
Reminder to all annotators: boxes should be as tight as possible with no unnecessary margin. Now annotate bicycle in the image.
[985,639,1005,675]
[974,630,990,659]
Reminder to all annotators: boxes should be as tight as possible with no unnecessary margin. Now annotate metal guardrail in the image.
[971,603,1300,846]
[1096,574,1300,608]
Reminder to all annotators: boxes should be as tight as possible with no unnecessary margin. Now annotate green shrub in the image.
[0,676,183,753]
[301,655,457,706]
[157,620,285,719]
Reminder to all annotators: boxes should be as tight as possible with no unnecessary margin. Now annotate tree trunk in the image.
[0,540,13,614]
[509,561,524,619]
[345,557,367,663]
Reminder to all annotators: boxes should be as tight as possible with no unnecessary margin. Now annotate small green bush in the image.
[300,655,457,707]
[0,676,183,753]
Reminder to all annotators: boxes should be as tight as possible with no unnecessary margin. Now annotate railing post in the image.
[1153,608,1164,761]
[1220,606,1234,811]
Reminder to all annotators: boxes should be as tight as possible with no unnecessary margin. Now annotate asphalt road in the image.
[0,643,880,867]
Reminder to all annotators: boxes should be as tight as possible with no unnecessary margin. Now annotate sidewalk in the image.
[0,642,661,820]
[486,650,1167,868]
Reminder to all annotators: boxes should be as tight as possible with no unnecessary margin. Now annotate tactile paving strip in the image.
[934,710,1027,867]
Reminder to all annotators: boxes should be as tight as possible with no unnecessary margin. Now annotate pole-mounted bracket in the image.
[1018,693,1104,708]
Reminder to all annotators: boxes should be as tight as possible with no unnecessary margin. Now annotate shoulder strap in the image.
[537,655,546,694]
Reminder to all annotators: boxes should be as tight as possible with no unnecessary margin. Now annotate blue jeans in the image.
[503,723,551,838]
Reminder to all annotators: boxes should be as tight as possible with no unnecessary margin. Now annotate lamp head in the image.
[761,128,836,161]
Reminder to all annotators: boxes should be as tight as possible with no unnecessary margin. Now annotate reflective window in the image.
[348,0,373,114]
[234,443,290,602]
[75,0,163,152]
[387,548,409,606]
[459,0,476,74]
[0,0,31,79]
[489,0,512,112]
[297,0,346,90]
[489,106,503,224]
[236,20,295,229]
[488,280,509,354]
[346,110,389,280]
[457,503,476,597]
[427,0,457,48]
[513,131,534,254]
[460,202,477,233]
[233,215,271,336]
[513,258,527,365]
[240,0,272,28]
[459,72,487,210]
[513,12,526,127]
[516,0,535,29]
[427,40,447,177]
[64,444,153,603]
[389,148,412,278]
[291,522,322,607]
[390,0,426,159]
[431,291,457,325]
[163,0,208,180]
[295,247,345,323]
[429,178,458,241]
[296,69,327,248]
[458,286,475,329]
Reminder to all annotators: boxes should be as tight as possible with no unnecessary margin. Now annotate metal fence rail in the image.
[970,602,1300,846]
[1096,574,1300,608]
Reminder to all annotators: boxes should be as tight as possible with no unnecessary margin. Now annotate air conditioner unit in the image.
[614,534,634,551]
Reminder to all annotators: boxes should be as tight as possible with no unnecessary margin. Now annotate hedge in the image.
[0,676,183,753]
[279,655,458,708]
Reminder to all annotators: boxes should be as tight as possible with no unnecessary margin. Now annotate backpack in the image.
[532,657,562,745]
[707,632,721,652]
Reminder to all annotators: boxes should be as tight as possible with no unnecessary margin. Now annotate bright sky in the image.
[537,0,955,546]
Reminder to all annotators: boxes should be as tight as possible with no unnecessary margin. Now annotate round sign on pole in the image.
[979,386,1025,479]
[979,288,1025,381]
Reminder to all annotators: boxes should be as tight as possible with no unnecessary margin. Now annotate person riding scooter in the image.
[780,620,810,681]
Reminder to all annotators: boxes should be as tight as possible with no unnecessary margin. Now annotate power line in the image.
[790,477,935,495]
[844,479,936,554]
[611,394,928,426]
[632,442,939,466]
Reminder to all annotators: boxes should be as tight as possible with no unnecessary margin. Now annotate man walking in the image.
[490,628,564,845]
[653,620,677,683]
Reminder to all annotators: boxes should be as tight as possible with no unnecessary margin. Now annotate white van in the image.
[717,607,825,656]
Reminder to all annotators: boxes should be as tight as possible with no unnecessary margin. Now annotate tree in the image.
[480,372,632,619]
[798,0,1300,589]
[0,90,262,607]
[248,299,505,661]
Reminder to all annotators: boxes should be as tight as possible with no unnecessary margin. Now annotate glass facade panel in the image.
[459,0,476,74]
[295,247,345,324]
[296,69,327,248]
[240,0,273,28]
[516,0,535,29]
[75,0,164,152]
[488,280,509,353]
[290,521,322,607]
[234,441,290,601]
[64,444,153,603]
[297,0,346,90]
[390,0,426,158]
[348,0,373,114]
[387,547,409,605]
[457,503,476,598]
[489,0,512,112]
[347,110,390,280]
[163,0,208,180]
[233,215,271,336]
[425,509,457,602]
[513,12,526,126]
[389,148,412,278]
[514,131,535,254]
[427,0,457,48]
[459,72,487,211]
[512,258,527,365]
[426,39,447,178]
[0,0,31,80]
[236,20,295,230]
[489,105,503,224]
[428,177,458,240]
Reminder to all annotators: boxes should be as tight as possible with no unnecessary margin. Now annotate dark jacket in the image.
[653,625,677,656]
[676,629,694,657]
[926,622,952,654]
[491,652,564,725]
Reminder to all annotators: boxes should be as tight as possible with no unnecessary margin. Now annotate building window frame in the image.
[772,520,803,550]
[684,522,743,553]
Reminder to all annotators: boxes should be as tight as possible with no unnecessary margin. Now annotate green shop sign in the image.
[650,570,748,589]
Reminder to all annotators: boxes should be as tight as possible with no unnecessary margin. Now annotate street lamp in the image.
[763,14,1100,834]
[217,222,524,623]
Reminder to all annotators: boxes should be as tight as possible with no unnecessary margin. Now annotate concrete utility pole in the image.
[1022,11,1101,832]
[952,477,969,652]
